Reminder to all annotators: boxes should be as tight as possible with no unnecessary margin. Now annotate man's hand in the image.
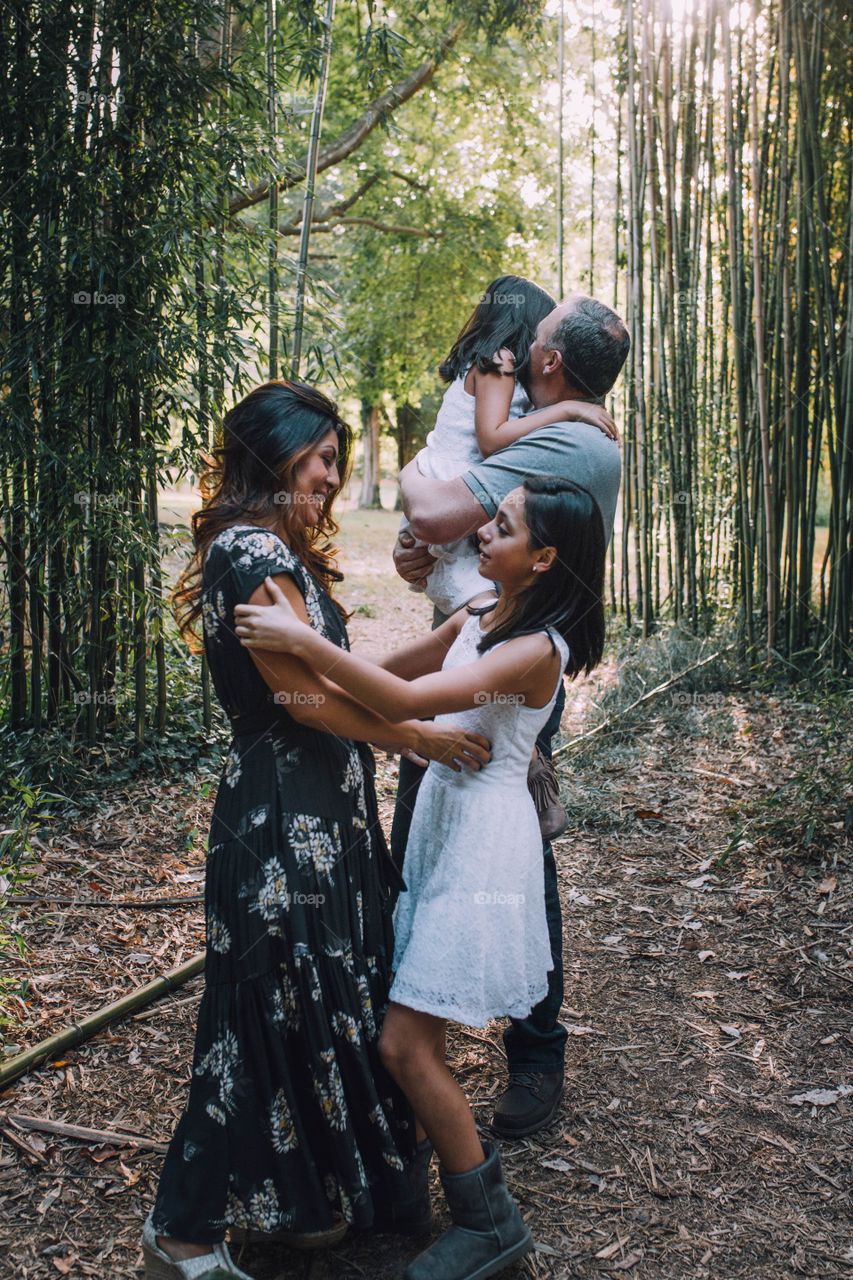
[393,530,437,588]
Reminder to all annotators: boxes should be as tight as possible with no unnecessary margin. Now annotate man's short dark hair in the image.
[544,295,630,400]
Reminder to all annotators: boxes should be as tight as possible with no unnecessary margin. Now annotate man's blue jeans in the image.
[390,678,568,1075]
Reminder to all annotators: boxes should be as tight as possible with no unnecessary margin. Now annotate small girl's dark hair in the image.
[470,475,606,679]
[439,275,556,384]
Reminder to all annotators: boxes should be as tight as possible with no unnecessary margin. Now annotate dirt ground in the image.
[1,509,850,1279]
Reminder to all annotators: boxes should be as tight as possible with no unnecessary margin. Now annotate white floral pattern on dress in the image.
[312,1048,347,1132]
[270,968,301,1030]
[239,804,270,833]
[242,856,289,935]
[206,912,232,954]
[204,524,332,647]
[224,1178,293,1232]
[223,746,242,789]
[288,813,340,880]
[356,975,376,1040]
[322,940,355,974]
[293,943,323,1002]
[331,1010,361,1045]
[340,748,367,830]
[368,1103,390,1132]
[248,1180,286,1230]
[195,1030,239,1123]
[339,1185,354,1224]
[269,1089,299,1153]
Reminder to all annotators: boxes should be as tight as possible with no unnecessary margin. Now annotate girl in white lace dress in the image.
[235,475,607,1280]
[400,274,616,616]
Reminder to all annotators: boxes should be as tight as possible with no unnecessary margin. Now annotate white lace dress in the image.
[399,372,531,616]
[390,614,569,1027]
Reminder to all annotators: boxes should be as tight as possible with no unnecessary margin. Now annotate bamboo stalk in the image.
[290,0,336,378]
[266,0,279,377]
[749,11,776,656]
[0,953,205,1089]
[8,895,202,908]
[557,0,565,296]
[0,1112,168,1154]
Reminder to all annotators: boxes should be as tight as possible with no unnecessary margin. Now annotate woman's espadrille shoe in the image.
[142,1215,255,1279]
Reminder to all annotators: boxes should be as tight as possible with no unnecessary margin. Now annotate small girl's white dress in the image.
[390,614,569,1027]
[399,372,530,617]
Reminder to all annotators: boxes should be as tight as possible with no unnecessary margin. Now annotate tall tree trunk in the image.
[358,402,382,510]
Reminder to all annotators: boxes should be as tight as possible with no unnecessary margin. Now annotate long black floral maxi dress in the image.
[152,524,416,1244]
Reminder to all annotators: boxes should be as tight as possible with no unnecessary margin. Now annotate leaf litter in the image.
[1,531,850,1278]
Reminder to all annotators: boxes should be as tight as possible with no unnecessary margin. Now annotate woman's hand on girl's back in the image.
[234,576,306,651]
[414,722,492,772]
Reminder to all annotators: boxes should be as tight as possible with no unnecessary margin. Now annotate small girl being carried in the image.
[235,475,607,1280]
[400,273,616,617]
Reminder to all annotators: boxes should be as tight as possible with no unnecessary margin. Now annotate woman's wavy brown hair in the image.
[173,380,353,652]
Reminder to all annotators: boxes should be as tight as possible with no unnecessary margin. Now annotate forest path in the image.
[2,510,849,1279]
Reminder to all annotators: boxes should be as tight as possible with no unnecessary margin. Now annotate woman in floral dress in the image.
[142,381,490,1279]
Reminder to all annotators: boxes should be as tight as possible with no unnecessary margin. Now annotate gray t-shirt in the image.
[461,422,621,547]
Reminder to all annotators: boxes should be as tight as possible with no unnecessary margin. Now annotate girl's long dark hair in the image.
[173,380,352,650]
[471,476,606,679]
[439,275,556,384]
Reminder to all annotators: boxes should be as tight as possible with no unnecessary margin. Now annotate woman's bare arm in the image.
[236,578,560,720]
[242,576,490,770]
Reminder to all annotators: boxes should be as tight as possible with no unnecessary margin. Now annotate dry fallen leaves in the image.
[786,1085,851,1107]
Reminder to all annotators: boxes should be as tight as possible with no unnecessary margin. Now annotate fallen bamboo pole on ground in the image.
[0,952,205,1089]
[0,1111,168,1153]
[8,895,203,909]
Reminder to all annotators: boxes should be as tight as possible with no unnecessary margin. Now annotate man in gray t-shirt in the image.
[392,294,628,1139]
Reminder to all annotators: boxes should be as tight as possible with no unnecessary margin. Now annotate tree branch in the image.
[281,215,433,238]
[388,168,430,191]
[280,171,383,232]
[229,20,465,215]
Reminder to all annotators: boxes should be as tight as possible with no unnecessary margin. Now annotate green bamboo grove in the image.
[615,0,851,668]
[0,0,278,743]
[0,0,850,754]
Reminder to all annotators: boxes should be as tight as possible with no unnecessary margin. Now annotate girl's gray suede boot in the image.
[403,1141,532,1280]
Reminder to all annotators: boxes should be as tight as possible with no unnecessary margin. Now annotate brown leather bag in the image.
[527,745,569,841]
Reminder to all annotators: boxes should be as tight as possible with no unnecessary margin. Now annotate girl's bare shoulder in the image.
[480,628,558,672]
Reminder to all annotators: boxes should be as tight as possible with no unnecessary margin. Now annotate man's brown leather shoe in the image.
[491,1071,564,1138]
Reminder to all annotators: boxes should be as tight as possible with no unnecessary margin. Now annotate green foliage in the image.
[326,30,552,406]
[0,632,230,801]
[0,0,554,754]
